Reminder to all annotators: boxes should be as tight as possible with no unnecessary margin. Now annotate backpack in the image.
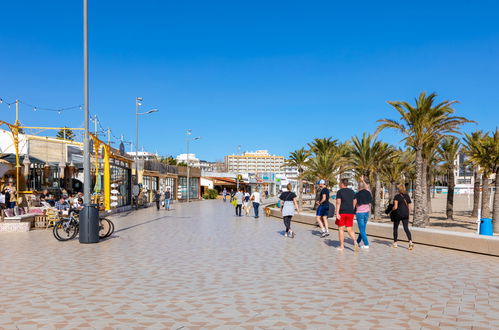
[327,202,336,218]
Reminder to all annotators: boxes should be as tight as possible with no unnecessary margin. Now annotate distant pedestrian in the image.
[154,190,161,210]
[390,184,414,250]
[250,187,261,218]
[335,179,359,251]
[265,190,269,199]
[354,178,372,249]
[234,188,244,216]
[2,178,17,209]
[164,187,172,210]
[315,179,330,238]
[279,183,300,238]
[230,189,235,202]
[222,188,227,202]
[243,190,251,216]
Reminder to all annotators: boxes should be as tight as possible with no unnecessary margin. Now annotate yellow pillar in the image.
[103,145,111,211]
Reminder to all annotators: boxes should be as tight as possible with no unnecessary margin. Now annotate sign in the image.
[119,142,125,156]
[237,174,243,181]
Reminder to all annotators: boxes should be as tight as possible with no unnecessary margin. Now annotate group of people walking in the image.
[276,178,414,251]
[229,187,262,218]
[154,188,172,211]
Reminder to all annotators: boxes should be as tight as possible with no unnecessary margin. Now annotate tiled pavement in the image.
[1,200,499,329]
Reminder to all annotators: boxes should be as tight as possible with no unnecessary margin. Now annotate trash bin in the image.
[79,204,100,243]
[479,218,493,236]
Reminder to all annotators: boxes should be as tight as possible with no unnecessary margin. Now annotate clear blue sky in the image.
[1,0,498,161]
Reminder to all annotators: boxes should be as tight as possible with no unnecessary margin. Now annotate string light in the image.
[0,96,82,113]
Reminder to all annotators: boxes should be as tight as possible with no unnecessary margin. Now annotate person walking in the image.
[279,183,300,238]
[154,190,161,210]
[315,179,330,238]
[222,188,227,202]
[229,189,235,203]
[2,178,17,209]
[391,184,414,250]
[234,188,244,216]
[335,179,359,251]
[250,187,261,218]
[164,187,172,211]
[243,190,251,216]
[354,178,372,249]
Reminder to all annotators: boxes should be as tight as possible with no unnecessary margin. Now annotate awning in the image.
[0,153,45,165]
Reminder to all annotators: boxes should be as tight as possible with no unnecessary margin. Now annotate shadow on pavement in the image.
[115,216,171,233]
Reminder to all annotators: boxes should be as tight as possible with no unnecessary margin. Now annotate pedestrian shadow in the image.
[372,239,400,248]
[114,216,171,233]
[310,230,323,237]
[324,239,353,251]
[276,230,287,236]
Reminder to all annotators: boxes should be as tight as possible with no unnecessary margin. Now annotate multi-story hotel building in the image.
[225,150,285,174]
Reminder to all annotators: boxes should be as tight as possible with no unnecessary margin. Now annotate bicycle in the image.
[53,209,115,241]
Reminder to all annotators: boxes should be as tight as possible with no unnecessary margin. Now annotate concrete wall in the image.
[267,208,499,257]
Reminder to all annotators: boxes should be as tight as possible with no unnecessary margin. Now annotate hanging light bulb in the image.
[34,107,37,112]
[79,105,83,110]
[58,110,61,115]
[0,98,3,103]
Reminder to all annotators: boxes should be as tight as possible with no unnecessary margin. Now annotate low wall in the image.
[267,208,499,257]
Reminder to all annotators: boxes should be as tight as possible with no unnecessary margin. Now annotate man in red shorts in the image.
[335,179,359,252]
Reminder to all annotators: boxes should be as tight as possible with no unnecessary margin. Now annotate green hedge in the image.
[203,189,219,199]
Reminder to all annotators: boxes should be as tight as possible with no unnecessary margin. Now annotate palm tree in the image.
[285,148,311,206]
[490,129,499,232]
[308,137,338,156]
[377,92,473,227]
[381,148,413,201]
[350,133,394,220]
[463,130,487,217]
[463,130,497,220]
[437,136,460,220]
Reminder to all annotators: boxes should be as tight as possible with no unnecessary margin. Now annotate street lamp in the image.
[79,0,99,243]
[185,129,200,203]
[134,97,158,209]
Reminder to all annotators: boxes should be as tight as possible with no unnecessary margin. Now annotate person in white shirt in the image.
[243,191,251,216]
[250,188,262,218]
[234,188,244,217]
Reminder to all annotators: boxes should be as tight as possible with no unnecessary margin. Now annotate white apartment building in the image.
[176,153,200,167]
[225,150,285,174]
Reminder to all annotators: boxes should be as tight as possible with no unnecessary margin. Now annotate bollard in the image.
[79,204,100,243]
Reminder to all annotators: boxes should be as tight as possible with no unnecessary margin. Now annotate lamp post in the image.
[134,97,158,209]
[79,0,100,243]
[185,129,200,203]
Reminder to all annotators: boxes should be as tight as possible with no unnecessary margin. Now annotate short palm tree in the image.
[463,130,487,217]
[285,148,311,206]
[377,92,473,227]
[437,136,460,220]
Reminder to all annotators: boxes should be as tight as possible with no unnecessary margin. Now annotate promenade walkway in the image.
[1,200,498,328]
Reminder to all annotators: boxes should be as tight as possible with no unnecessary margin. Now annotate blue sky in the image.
[1,0,498,161]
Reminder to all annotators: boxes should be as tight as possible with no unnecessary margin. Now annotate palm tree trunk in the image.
[493,167,499,233]
[426,165,432,214]
[481,173,491,219]
[389,182,397,201]
[471,167,480,217]
[374,175,382,220]
[446,167,455,220]
[298,176,303,207]
[413,147,426,227]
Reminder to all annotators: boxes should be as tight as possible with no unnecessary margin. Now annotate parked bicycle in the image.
[53,209,115,241]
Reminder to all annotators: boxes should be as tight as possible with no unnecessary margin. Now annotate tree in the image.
[377,92,472,227]
[463,130,487,217]
[56,127,76,141]
[465,129,499,231]
[350,133,394,220]
[437,136,460,220]
[160,156,178,165]
[285,148,310,207]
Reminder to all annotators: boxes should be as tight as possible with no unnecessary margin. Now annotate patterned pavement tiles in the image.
[0,199,499,329]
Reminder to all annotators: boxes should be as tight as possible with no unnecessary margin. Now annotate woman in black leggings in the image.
[391,184,414,250]
[279,183,301,238]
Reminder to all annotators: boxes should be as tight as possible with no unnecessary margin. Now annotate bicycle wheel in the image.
[104,218,114,238]
[99,218,112,239]
[53,220,78,241]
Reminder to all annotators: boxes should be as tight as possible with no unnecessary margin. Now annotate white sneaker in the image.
[361,245,370,249]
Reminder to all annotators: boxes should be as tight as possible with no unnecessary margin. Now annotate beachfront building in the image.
[225,150,285,174]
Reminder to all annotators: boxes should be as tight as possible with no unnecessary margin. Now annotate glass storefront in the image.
[178,177,199,200]
[110,158,131,207]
